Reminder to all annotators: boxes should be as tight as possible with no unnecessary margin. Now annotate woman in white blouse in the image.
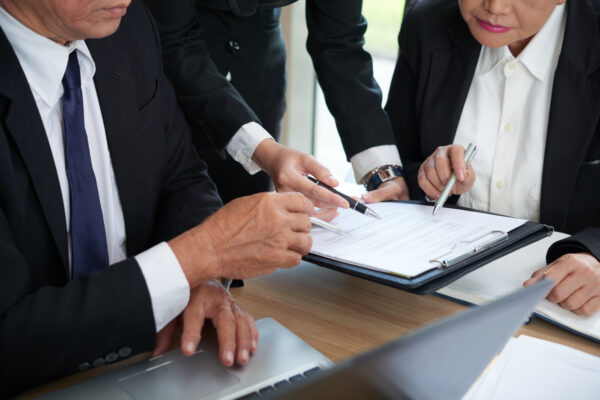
[384,0,600,315]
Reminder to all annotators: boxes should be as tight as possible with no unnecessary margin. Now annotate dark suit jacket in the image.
[0,1,221,396]
[144,0,396,163]
[385,0,600,261]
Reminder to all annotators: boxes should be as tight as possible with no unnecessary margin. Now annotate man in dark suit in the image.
[144,0,410,210]
[0,0,313,396]
[385,0,600,315]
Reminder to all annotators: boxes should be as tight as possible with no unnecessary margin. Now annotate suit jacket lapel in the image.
[420,14,481,155]
[541,0,600,230]
[86,37,146,256]
[0,29,69,272]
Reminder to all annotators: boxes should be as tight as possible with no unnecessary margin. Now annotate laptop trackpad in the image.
[118,351,240,400]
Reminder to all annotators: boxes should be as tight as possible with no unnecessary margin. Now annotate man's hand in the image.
[168,192,314,288]
[418,145,476,199]
[524,253,600,316]
[252,140,349,211]
[152,281,258,367]
[361,177,409,203]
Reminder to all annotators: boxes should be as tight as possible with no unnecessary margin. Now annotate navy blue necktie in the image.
[62,51,109,279]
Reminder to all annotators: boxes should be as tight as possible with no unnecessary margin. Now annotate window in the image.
[313,0,406,182]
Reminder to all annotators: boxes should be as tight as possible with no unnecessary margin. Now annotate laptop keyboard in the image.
[236,366,323,399]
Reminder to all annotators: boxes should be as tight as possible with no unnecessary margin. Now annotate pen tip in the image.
[432,204,440,215]
[366,208,382,220]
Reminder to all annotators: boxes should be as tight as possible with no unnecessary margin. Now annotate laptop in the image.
[40,279,552,400]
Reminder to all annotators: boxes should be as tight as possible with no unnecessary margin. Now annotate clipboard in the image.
[304,201,553,295]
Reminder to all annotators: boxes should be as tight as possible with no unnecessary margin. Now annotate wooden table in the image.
[18,261,599,399]
[231,262,600,362]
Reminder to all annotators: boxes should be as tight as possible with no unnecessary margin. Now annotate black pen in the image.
[307,176,382,220]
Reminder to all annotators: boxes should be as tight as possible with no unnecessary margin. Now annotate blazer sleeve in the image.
[143,0,260,156]
[306,0,397,160]
[0,210,156,396]
[384,4,423,198]
[546,228,600,263]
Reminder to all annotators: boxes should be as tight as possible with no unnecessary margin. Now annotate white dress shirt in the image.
[0,7,189,332]
[454,4,566,222]
[227,121,402,183]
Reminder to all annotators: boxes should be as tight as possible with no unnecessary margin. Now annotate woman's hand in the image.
[418,145,476,199]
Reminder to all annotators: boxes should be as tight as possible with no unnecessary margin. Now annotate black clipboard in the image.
[304,201,554,295]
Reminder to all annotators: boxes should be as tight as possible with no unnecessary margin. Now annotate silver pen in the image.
[310,217,348,235]
[432,143,478,215]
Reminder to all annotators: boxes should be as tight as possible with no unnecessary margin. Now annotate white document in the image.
[463,335,600,400]
[310,202,526,278]
[437,233,600,341]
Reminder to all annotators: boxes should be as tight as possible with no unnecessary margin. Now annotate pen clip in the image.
[466,147,477,170]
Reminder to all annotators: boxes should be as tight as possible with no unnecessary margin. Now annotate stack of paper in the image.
[310,202,526,278]
[463,335,600,399]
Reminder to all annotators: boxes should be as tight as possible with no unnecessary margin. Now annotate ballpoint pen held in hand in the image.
[433,143,478,215]
[306,176,381,220]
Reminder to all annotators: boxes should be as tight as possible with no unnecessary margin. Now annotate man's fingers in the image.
[233,304,252,365]
[278,250,303,269]
[287,232,312,255]
[290,214,312,233]
[214,305,237,367]
[574,296,600,316]
[280,192,318,215]
[153,319,178,357]
[523,264,552,286]
[313,208,339,222]
[181,306,206,356]
[543,259,578,286]
[448,145,467,181]
[547,272,585,304]
[248,315,259,353]
[560,286,593,311]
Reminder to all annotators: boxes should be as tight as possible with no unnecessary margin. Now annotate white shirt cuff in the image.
[350,145,403,184]
[225,121,274,175]
[135,242,190,332]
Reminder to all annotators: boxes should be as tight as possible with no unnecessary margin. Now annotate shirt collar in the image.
[479,4,567,82]
[0,6,96,108]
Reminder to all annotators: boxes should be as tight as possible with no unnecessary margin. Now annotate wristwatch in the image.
[364,165,403,191]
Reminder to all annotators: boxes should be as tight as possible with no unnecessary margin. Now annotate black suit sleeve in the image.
[384,4,423,198]
[305,0,397,163]
[546,228,600,263]
[143,0,260,156]
[152,72,223,242]
[0,208,156,396]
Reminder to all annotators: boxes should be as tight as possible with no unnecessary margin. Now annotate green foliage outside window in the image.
[363,0,406,58]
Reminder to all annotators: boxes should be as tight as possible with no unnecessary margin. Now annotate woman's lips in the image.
[476,18,511,33]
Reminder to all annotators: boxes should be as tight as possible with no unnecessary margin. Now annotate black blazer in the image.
[144,0,397,161]
[0,1,221,396]
[386,0,600,259]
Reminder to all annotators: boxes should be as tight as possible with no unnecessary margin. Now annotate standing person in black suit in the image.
[144,0,410,212]
[0,0,315,396]
[386,0,600,315]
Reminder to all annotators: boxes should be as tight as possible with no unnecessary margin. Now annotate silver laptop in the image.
[41,279,551,400]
